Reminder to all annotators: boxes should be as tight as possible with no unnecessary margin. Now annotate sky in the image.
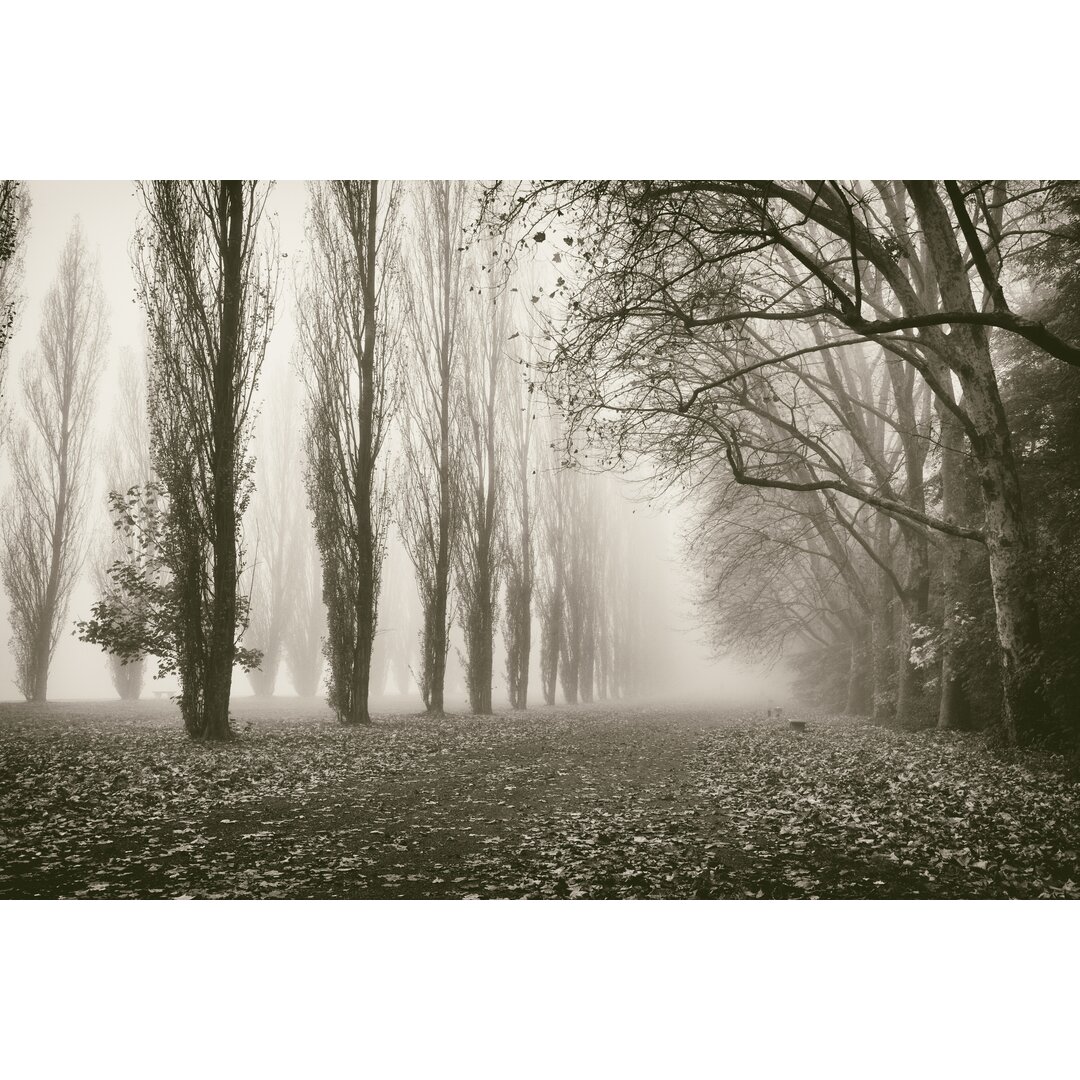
[0,181,785,705]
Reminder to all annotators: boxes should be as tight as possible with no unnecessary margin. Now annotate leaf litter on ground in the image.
[0,697,1077,899]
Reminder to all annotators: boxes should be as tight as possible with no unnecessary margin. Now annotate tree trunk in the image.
[201,180,246,742]
[30,388,73,703]
[509,442,532,709]
[844,627,872,715]
[908,181,1045,743]
[936,404,971,730]
[540,582,562,706]
[894,597,916,727]
[579,603,595,704]
[345,181,382,727]
[870,514,894,723]
[977,449,1045,740]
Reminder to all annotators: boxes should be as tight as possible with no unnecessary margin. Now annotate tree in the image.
[299,181,404,725]
[399,180,471,715]
[94,345,153,700]
[500,323,538,709]
[1,223,106,701]
[535,416,568,706]
[83,182,276,740]
[497,180,1077,744]
[453,266,507,714]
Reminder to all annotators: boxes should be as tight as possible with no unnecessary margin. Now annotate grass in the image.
[1,697,1077,899]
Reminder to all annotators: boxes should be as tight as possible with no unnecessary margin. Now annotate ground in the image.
[1,697,1077,899]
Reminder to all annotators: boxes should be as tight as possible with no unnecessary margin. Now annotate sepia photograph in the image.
[2,2,1077,1077]
[2,176,1079,904]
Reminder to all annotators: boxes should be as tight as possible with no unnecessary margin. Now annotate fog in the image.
[0,181,780,708]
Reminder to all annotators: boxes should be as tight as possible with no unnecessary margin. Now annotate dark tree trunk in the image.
[936,404,971,730]
[201,180,246,742]
[345,181,382,727]
[868,587,894,721]
[540,581,563,706]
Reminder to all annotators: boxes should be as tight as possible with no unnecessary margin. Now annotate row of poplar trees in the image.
[297,180,651,724]
[50,179,653,739]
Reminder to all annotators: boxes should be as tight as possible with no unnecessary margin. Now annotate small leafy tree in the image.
[77,484,261,688]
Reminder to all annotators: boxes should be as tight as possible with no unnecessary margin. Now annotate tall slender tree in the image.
[399,180,470,715]
[135,181,275,740]
[536,415,569,706]
[299,181,404,725]
[501,335,537,709]
[2,223,106,701]
[454,268,507,714]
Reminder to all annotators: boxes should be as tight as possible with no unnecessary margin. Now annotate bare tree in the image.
[536,415,568,705]
[1,223,106,701]
[500,328,537,709]
[399,180,471,715]
[136,181,276,740]
[299,181,404,725]
[500,180,1073,743]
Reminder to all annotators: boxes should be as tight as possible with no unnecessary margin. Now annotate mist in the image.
[0,181,776,708]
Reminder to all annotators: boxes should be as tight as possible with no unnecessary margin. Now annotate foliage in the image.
[76,485,262,681]
[0,181,30,371]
